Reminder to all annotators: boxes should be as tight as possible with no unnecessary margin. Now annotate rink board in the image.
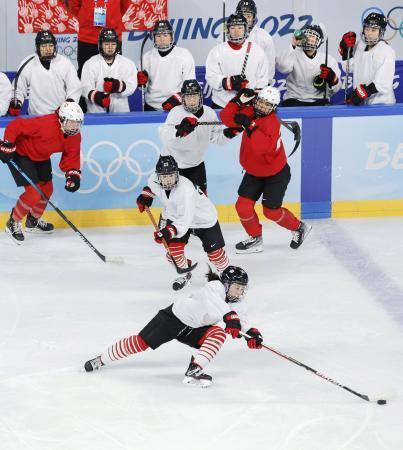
[0,104,403,227]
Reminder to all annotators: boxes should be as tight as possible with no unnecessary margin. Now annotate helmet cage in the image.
[156,156,179,190]
[152,21,174,51]
[362,14,386,45]
[181,80,203,114]
[226,15,249,44]
[98,28,120,59]
[301,26,324,51]
[224,282,248,303]
[35,31,57,62]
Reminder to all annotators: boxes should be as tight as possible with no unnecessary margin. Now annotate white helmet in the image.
[59,101,84,136]
[254,86,280,116]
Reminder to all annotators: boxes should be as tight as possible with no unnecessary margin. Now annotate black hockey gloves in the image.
[65,169,81,192]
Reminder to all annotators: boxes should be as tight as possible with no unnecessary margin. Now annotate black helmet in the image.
[98,28,120,58]
[35,30,57,62]
[236,0,257,30]
[362,12,387,45]
[152,20,174,51]
[156,155,179,190]
[181,79,203,114]
[226,14,249,44]
[221,265,248,303]
[300,24,324,51]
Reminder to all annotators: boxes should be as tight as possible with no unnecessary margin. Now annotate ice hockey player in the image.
[0,101,83,244]
[81,28,138,113]
[9,31,82,116]
[137,20,196,111]
[0,72,11,117]
[206,13,269,108]
[84,265,263,388]
[136,155,230,290]
[339,12,396,105]
[235,0,276,83]
[276,24,341,106]
[220,86,311,253]
[159,79,232,194]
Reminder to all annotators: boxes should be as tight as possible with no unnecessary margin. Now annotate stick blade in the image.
[177,261,198,274]
[105,256,125,264]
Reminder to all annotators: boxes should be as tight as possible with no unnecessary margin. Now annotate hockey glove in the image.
[234,113,258,136]
[65,169,81,193]
[137,70,149,87]
[103,78,126,94]
[136,186,155,213]
[245,328,263,349]
[320,64,338,86]
[223,127,242,139]
[0,140,16,164]
[231,88,257,106]
[8,99,22,116]
[88,90,111,109]
[154,224,177,244]
[222,74,249,92]
[162,93,182,111]
[347,83,377,105]
[223,311,241,339]
[175,117,199,138]
[339,32,356,60]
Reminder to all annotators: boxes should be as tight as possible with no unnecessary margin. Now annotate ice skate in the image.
[235,235,263,254]
[172,272,192,291]
[290,221,312,249]
[84,356,104,372]
[25,213,54,234]
[182,356,212,388]
[5,211,24,245]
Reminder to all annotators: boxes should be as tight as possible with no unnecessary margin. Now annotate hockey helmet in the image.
[35,30,57,62]
[98,28,120,58]
[221,265,248,303]
[253,86,280,116]
[156,155,179,190]
[300,24,324,51]
[59,101,84,136]
[152,20,174,52]
[362,12,387,45]
[181,79,203,114]
[236,0,257,30]
[226,14,249,44]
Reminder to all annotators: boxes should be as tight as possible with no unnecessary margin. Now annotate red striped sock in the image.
[101,334,149,365]
[30,181,53,218]
[207,248,229,273]
[166,242,187,268]
[194,326,226,368]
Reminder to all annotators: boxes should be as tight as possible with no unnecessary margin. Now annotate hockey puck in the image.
[377,399,387,405]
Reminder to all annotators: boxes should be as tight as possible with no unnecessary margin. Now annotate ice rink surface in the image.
[1,217,403,450]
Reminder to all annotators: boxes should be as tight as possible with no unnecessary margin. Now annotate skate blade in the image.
[182,376,212,388]
[291,225,313,250]
[25,228,54,234]
[235,245,263,254]
[5,228,24,245]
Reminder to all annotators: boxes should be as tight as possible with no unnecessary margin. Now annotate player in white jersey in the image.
[236,0,276,83]
[206,14,269,109]
[0,73,12,117]
[136,155,230,291]
[276,24,341,106]
[339,12,396,105]
[159,79,233,194]
[84,265,263,388]
[9,31,81,117]
[81,28,138,113]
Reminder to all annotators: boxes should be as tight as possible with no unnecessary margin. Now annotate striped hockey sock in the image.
[166,242,188,268]
[100,334,149,365]
[194,326,226,368]
[207,248,229,273]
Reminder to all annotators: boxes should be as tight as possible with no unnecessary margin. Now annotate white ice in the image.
[1,218,403,450]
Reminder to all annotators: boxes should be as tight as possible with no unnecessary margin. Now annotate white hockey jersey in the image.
[276,45,341,102]
[148,173,217,237]
[247,26,276,83]
[206,41,270,107]
[173,280,251,331]
[15,54,82,116]
[81,54,138,113]
[350,40,396,105]
[0,72,12,117]
[158,105,229,169]
[143,46,196,110]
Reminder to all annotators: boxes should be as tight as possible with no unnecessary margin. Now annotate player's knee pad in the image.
[235,196,256,219]
[263,206,284,222]
[198,325,226,346]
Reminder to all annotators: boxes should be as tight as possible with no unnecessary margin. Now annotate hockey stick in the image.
[222,1,226,42]
[344,48,351,104]
[11,55,35,107]
[8,160,124,264]
[144,206,198,275]
[323,37,328,102]
[140,32,150,112]
[241,41,252,78]
[240,331,387,405]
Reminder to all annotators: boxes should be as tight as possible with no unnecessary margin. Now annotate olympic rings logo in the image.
[362,6,403,41]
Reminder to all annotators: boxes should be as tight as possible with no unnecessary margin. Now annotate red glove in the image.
[346,83,377,105]
[136,186,155,213]
[245,328,263,349]
[88,90,111,109]
[319,64,338,86]
[234,113,258,136]
[162,93,182,111]
[0,140,16,164]
[154,224,177,244]
[223,311,241,338]
[339,32,356,60]
[64,169,81,193]
[8,99,22,116]
[103,78,125,94]
[175,117,198,138]
[222,75,249,91]
[137,70,149,87]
